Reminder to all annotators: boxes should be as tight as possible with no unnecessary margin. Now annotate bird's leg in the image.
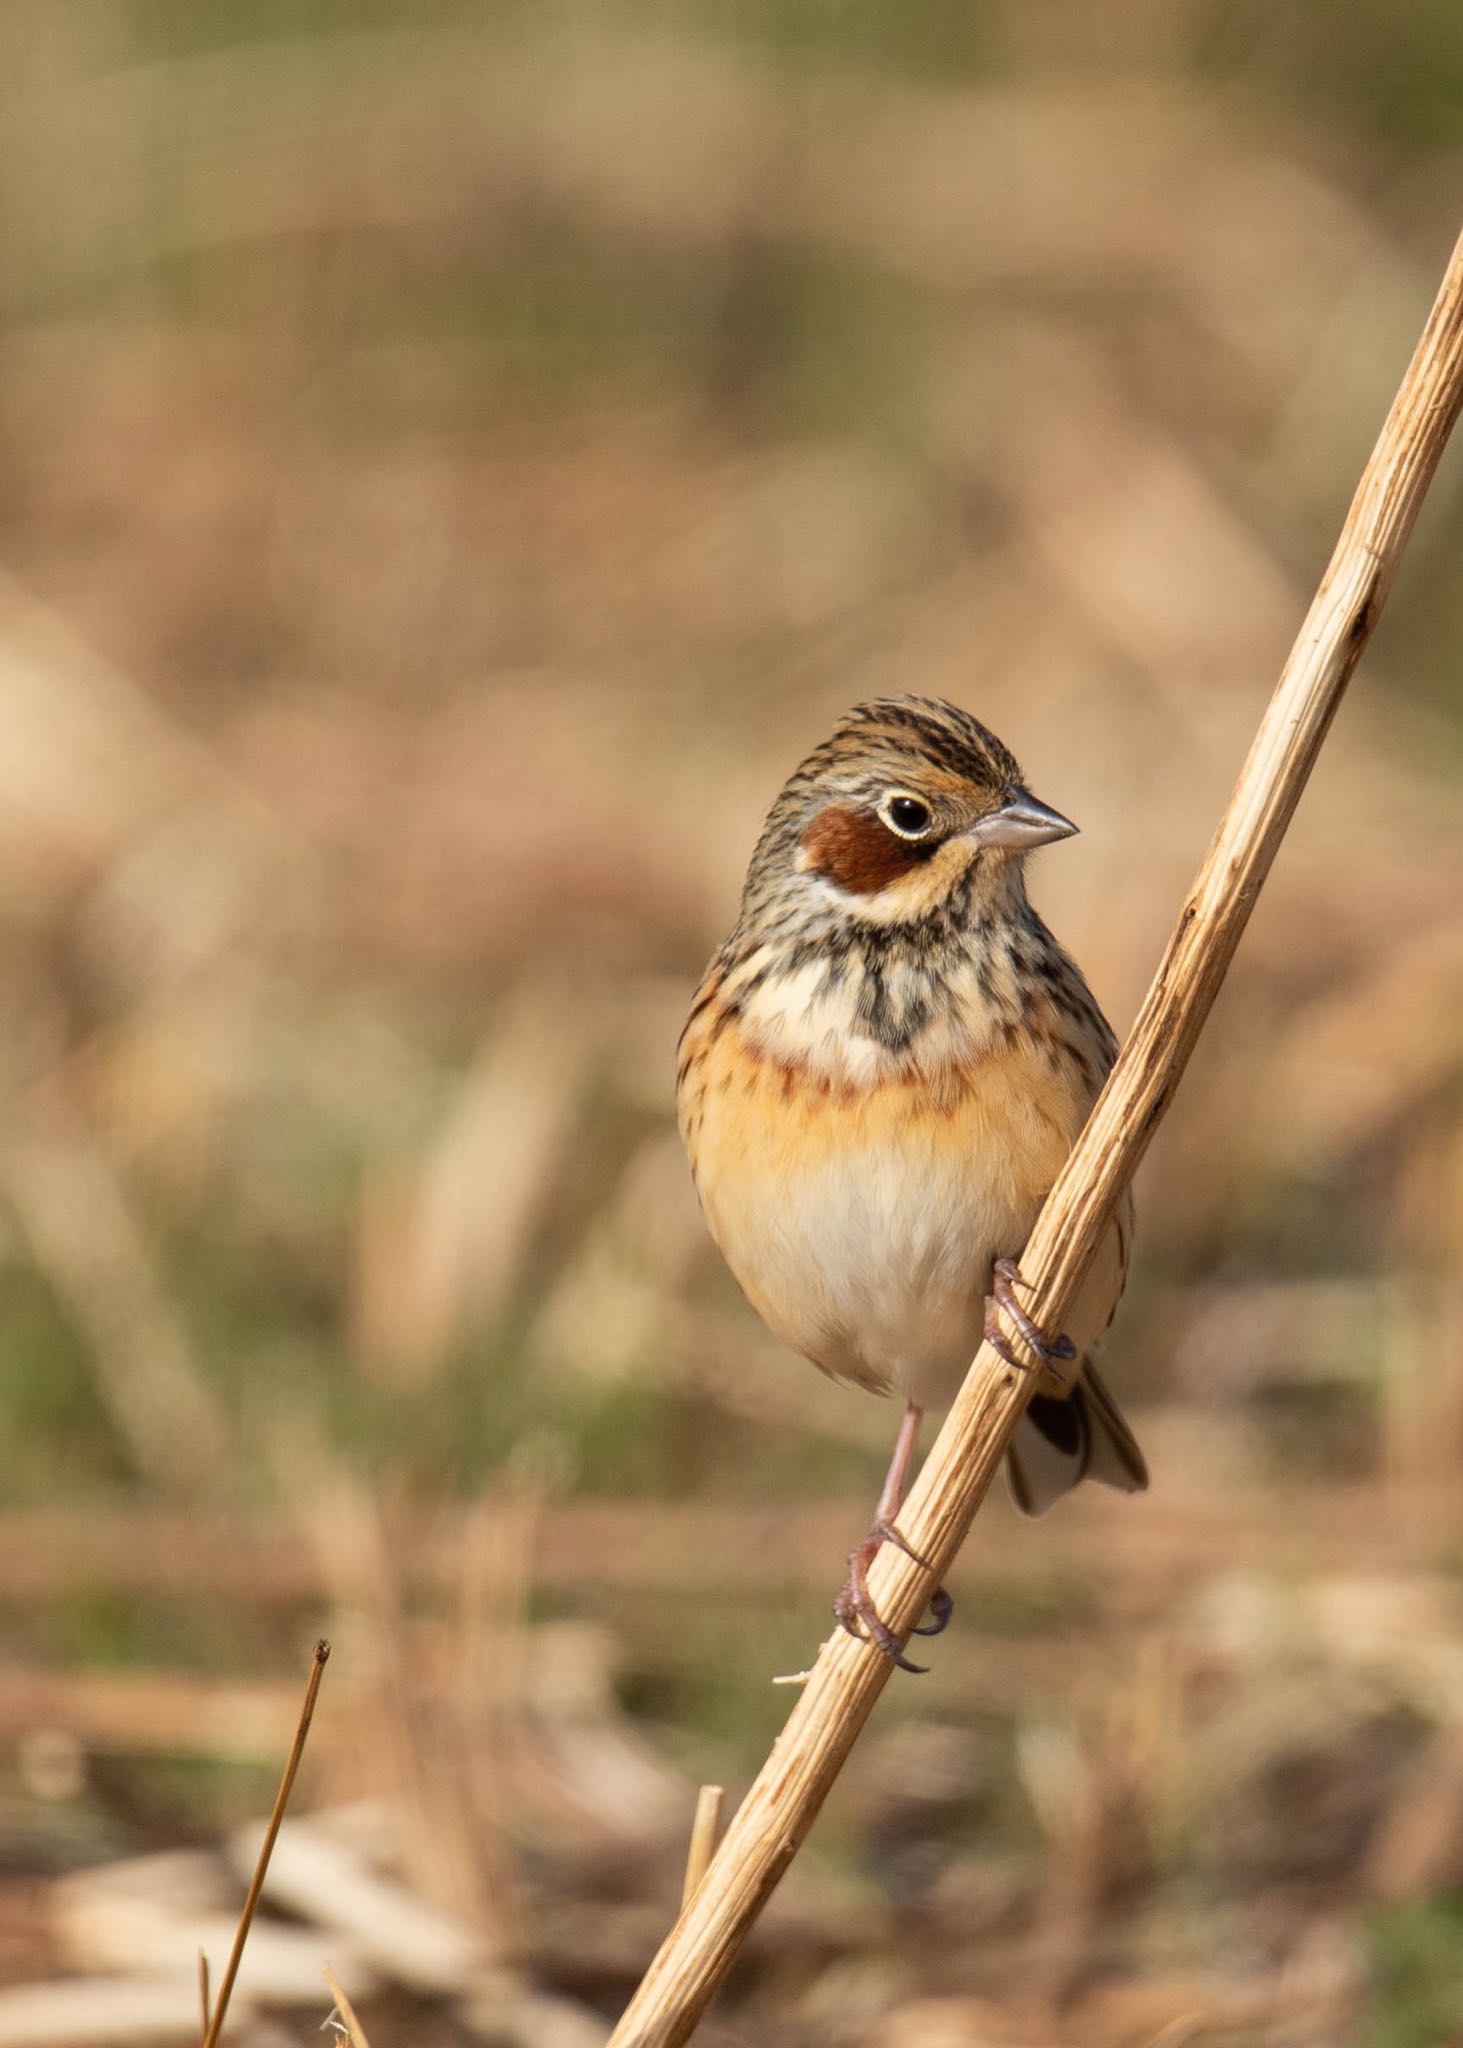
[983,1257,1076,1383]
[833,1400,954,1674]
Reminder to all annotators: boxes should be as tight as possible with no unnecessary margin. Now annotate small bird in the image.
[677,696,1146,1669]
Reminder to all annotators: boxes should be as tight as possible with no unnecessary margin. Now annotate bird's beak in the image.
[967,786,1079,850]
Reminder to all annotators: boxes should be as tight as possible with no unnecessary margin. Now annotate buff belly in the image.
[680,1024,1104,1410]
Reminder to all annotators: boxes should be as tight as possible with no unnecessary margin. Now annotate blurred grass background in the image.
[1,4,1463,2044]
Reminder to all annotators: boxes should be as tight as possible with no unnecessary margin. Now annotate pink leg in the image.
[833,1401,953,1674]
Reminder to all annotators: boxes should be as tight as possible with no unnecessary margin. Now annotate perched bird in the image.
[677,696,1146,1669]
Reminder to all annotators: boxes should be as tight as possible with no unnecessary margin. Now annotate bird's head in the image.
[744,696,1077,929]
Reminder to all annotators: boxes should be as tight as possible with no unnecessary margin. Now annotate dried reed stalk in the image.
[607,224,1463,2048]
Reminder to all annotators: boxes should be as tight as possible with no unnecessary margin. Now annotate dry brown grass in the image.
[0,4,1462,2044]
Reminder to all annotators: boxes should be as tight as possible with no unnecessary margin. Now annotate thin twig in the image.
[198,1948,210,2043]
[323,1963,373,2048]
[680,1786,725,1911]
[201,1638,330,2048]
[607,222,1463,2048]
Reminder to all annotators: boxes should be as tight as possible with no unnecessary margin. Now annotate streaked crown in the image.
[795,696,1023,798]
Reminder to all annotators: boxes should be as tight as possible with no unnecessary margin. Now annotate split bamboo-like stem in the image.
[607,222,1463,2048]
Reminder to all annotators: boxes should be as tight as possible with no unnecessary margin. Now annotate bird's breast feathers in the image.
[677,953,1110,1403]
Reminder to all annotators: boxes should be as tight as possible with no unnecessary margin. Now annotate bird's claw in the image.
[983,1257,1075,1382]
[912,1585,955,1637]
[832,1522,953,1673]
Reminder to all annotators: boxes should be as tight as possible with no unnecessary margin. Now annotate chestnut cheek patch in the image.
[800,805,939,896]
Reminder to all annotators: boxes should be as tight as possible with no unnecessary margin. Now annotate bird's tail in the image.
[1005,1360,1148,1518]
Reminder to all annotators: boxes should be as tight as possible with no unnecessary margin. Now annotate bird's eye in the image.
[881,793,933,839]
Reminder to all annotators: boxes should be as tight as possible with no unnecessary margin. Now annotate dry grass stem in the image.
[1,1488,1459,1612]
[240,1816,484,1996]
[324,1964,373,2048]
[0,1976,222,2042]
[200,1638,330,2048]
[0,1083,233,1497]
[680,1786,725,1911]
[197,1949,210,2044]
[606,224,1463,2047]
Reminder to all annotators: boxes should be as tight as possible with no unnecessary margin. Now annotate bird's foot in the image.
[983,1257,1076,1383]
[832,1517,954,1674]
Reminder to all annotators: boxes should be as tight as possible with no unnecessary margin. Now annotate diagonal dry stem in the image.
[201,1638,330,2048]
[607,220,1463,2048]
